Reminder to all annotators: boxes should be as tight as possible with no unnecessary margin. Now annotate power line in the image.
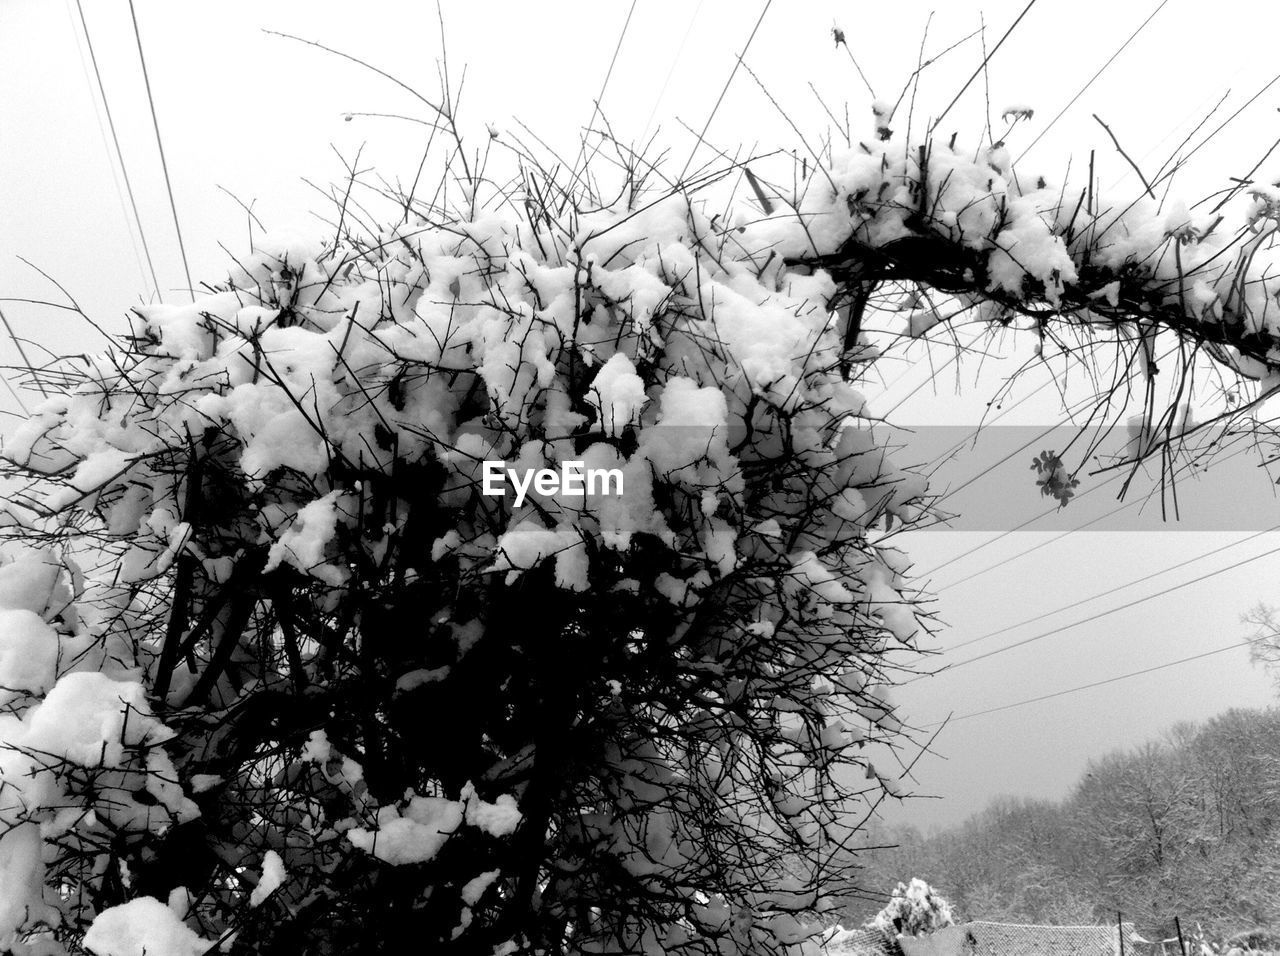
[571,0,639,182]
[865,16,1216,511]
[915,445,1126,582]
[912,342,1188,582]
[858,308,984,405]
[126,0,195,302]
[679,0,773,182]
[880,302,1183,561]
[935,497,1136,592]
[932,540,1280,677]
[879,312,1030,418]
[70,0,161,300]
[932,0,1041,131]
[945,522,1280,656]
[878,354,1188,598]
[884,304,1139,475]
[1151,66,1280,191]
[880,325,1154,535]
[930,427,1260,592]
[929,410,1090,510]
[938,630,1275,725]
[922,374,1063,478]
[868,9,1252,555]
[1084,63,1280,243]
[880,346,966,418]
[64,0,151,298]
[871,1,1172,435]
[1102,67,1247,192]
[1015,0,1173,163]
[639,0,705,144]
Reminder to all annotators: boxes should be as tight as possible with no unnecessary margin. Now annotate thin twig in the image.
[1094,114,1156,199]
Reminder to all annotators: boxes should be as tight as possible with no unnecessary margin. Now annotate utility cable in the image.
[1015,0,1173,162]
[938,629,1277,724]
[679,0,773,182]
[929,540,1280,677]
[71,0,161,300]
[127,0,195,302]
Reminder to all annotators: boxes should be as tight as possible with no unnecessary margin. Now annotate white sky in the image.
[5,0,1280,834]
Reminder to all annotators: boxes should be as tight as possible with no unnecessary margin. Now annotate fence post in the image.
[1119,912,1127,956]
[1174,917,1188,956]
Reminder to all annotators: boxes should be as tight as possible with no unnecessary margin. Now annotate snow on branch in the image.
[0,85,1274,956]
[772,132,1280,386]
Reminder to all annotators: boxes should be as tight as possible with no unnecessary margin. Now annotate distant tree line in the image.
[843,707,1280,944]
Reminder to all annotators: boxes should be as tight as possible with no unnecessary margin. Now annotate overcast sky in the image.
[5,0,1280,834]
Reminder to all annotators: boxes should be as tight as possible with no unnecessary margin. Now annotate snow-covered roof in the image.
[897,921,1140,956]
[825,927,903,956]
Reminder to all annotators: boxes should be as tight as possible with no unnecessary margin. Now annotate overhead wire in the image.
[126,0,194,302]
[571,0,639,183]
[68,0,161,300]
[931,0,1041,131]
[639,0,705,145]
[847,0,1201,498]
[926,539,1280,678]
[678,0,773,182]
[1101,66,1248,193]
[937,628,1278,725]
[911,327,1222,583]
[1015,0,1173,163]
[893,0,1252,530]
[946,521,1280,656]
[923,389,1279,593]
[1150,66,1280,192]
[899,31,1280,577]
[849,5,1280,744]
[924,407,1253,591]
[935,496,1137,592]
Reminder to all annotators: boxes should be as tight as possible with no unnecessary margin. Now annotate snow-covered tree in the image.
[869,879,956,937]
[4,62,1280,954]
[1243,604,1280,693]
